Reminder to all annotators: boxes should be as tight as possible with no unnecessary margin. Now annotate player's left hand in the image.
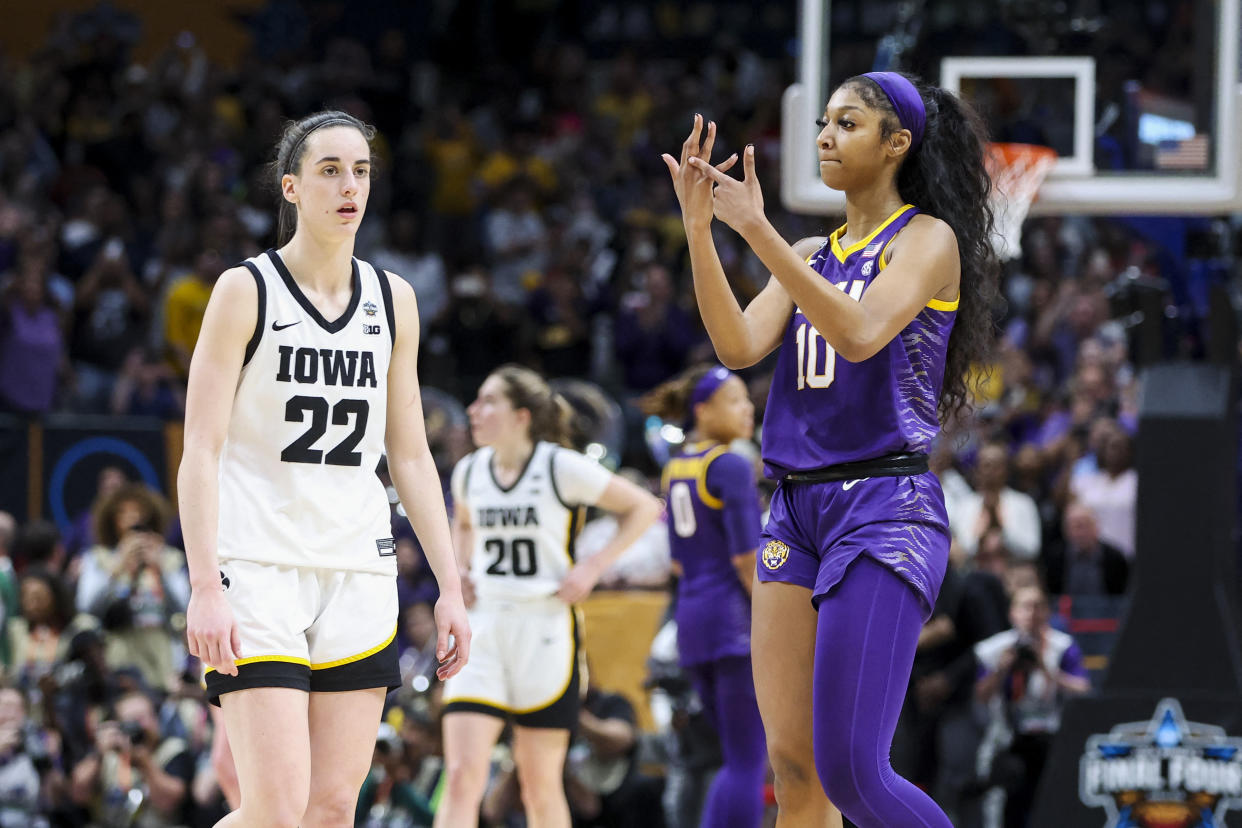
[433,591,471,680]
[688,144,766,236]
[556,562,601,605]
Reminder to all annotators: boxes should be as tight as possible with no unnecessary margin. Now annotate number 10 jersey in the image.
[217,249,396,574]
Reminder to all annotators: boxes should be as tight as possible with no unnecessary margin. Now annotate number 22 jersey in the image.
[216,249,396,574]
[761,204,958,478]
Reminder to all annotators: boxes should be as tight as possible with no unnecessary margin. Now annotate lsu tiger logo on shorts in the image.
[762,539,790,570]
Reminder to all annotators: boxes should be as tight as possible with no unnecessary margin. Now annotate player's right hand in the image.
[662,114,738,228]
[433,591,472,681]
[187,587,242,677]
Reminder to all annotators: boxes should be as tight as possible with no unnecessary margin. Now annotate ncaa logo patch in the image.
[363,301,379,317]
[762,539,790,571]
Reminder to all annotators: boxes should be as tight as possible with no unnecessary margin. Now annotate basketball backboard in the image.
[782,0,1242,215]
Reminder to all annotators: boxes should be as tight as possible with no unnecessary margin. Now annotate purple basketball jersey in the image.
[761,204,958,478]
[664,442,759,666]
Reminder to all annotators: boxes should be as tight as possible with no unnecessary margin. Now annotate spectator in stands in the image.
[69,689,195,827]
[0,515,16,666]
[564,682,665,828]
[110,346,186,419]
[6,569,96,695]
[526,264,594,378]
[1042,502,1129,596]
[975,585,1090,827]
[894,558,1009,825]
[0,253,65,415]
[63,465,127,563]
[395,601,440,695]
[0,685,57,826]
[1070,420,1137,559]
[76,484,188,693]
[68,241,150,412]
[951,442,1042,560]
[613,263,698,395]
[355,722,434,827]
[370,209,448,328]
[484,176,549,306]
[161,245,221,380]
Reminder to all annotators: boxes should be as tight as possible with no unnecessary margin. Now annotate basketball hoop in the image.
[986,143,1057,261]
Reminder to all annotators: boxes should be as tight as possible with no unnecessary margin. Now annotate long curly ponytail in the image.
[845,74,1001,422]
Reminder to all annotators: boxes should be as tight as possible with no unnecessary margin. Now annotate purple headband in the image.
[689,366,733,415]
[862,72,925,150]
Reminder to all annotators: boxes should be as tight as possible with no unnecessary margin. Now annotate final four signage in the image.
[1080,698,1242,827]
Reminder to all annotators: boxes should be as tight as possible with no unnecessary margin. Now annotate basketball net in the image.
[986,143,1057,261]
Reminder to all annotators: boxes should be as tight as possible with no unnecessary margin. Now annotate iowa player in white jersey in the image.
[178,111,470,828]
[435,365,661,828]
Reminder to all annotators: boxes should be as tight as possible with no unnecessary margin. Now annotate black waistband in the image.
[781,452,929,483]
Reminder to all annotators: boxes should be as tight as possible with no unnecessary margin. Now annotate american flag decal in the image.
[863,241,884,258]
[1155,134,1210,171]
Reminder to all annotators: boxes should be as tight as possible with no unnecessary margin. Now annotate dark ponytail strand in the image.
[847,75,1002,423]
[638,364,715,425]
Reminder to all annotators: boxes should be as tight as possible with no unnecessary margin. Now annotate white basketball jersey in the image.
[216,249,396,574]
[453,442,611,601]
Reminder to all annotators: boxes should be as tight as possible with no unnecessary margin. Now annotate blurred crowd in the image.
[0,1,1230,826]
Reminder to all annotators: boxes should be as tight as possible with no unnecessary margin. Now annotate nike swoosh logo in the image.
[271,321,301,331]
[842,478,870,490]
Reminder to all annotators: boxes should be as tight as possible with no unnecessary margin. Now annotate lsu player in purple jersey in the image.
[641,364,811,828]
[663,73,999,827]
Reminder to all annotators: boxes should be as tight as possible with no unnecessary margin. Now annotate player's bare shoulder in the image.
[202,265,259,343]
[890,214,958,261]
[793,235,829,261]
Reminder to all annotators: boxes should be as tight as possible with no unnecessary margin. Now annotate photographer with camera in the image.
[356,721,434,827]
[0,685,59,827]
[69,689,194,827]
[974,585,1090,827]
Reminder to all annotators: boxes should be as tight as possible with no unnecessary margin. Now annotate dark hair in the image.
[19,567,72,629]
[271,110,377,245]
[491,365,574,447]
[92,483,170,549]
[638,364,716,424]
[843,73,1001,422]
[12,521,61,569]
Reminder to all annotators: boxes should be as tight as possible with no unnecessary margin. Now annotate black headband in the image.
[284,117,360,175]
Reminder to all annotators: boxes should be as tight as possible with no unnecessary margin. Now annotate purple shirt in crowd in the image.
[762,205,957,477]
[664,442,761,666]
[0,303,62,413]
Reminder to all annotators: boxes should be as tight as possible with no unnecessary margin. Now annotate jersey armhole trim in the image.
[377,267,397,347]
[549,446,573,510]
[240,261,266,367]
[697,446,730,510]
[926,296,960,311]
[461,452,478,502]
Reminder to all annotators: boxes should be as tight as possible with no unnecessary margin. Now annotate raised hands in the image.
[662,115,738,229]
[688,143,766,236]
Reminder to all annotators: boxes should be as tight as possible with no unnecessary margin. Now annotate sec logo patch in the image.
[762,539,790,570]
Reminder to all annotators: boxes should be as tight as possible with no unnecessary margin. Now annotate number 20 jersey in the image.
[761,204,958,478]
[452,442,611,602]
[216,249,395,575]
